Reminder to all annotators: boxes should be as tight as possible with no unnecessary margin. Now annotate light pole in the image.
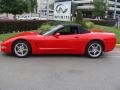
[46,0,49,20]
[113,0,117,19]
[105,0,108,18]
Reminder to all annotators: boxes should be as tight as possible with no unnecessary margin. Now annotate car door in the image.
[54,25,81,54]
[37,25,81,54]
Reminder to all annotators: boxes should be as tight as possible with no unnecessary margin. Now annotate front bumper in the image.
[0,42,12,54]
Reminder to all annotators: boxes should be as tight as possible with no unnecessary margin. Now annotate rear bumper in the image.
[104,38,116,52]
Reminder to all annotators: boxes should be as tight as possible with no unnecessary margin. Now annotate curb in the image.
[116,44,120,48]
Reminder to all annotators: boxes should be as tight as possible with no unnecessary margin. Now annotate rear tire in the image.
[86,41,103,58]
[12,40,31,58]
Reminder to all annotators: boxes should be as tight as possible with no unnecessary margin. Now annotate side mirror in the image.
[54,33,60,37]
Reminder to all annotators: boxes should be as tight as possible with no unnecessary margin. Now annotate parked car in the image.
[17,16,29,20]
[39,18,47,20]
[1,24,116,58]
[0,17,13,20]
[28,16,40,20]
[17,16,47,20]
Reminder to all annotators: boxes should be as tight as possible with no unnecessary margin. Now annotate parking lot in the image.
[0,48,120,90]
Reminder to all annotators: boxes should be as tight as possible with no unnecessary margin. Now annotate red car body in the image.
[1,24,116,58]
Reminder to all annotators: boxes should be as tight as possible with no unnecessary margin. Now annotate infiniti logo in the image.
[56,4,68,14]
[54,1,71,21]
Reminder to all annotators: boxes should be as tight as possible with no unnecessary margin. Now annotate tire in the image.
[86,41,103,58]
[12,40,31,58]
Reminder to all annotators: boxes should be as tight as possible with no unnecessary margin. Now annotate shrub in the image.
[39,24,55,33]
[45,21,61,25]
[90,29,104,32]
[39,21,76,32]
[87,19,116,26]
[0,20,47,34]
[82,20,94,29]
[47,20,76,25]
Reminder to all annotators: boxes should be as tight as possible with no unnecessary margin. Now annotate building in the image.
[37,0,54,19]
[1,0,119,20]
[74,0,120,19]
[54,0,120,19]
[0,0,54,20]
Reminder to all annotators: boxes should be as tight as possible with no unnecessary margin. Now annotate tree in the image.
[0,0,29,19]
[75,10,83,24]
[93,0,108,19]
[26,0,38,13]
[32,0,38,13]
[0,0,11,17]
[10,0,29,19]
[0,0,38,19]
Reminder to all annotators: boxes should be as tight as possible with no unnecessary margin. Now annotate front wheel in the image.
[86,41,103,58]
[12,40,31,58]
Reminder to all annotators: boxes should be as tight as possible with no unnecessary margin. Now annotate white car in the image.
[17,16,47,20]
[30,17,40,20]
[17,16,29,20]
[29,17,47,20]
[39,18,47,20]
[17,16,38,20]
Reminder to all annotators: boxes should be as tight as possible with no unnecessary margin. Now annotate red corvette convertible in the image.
[1,24,116,58]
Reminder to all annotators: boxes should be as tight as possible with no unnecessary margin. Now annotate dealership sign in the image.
[54,1,71,21]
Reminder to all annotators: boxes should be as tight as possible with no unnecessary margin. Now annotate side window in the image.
[79,26,90,34]
[71,26,79,34]
[57,26,79,35]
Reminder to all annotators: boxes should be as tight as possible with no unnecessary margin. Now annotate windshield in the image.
[42,25,64,35]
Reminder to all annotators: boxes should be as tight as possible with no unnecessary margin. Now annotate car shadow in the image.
[0,52,109,60]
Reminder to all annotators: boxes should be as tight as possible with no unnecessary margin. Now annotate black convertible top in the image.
[61,24,81,27]
[43,24,90,35]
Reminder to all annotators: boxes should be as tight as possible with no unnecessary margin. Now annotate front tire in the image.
[12,40,31,58]
[86,41,103,58]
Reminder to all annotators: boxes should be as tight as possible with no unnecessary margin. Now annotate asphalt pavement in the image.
[0,48,120,90]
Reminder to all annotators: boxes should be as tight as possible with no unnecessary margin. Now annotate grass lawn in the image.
[0,25,120,44]
[0,32,19,42]
[94,25,120,44]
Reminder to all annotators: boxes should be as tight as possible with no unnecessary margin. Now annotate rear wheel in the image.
[86,41,103,58]
[12,40,31,58]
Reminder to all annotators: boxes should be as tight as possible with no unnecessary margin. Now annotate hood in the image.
[14,32,39,37]
[5,32,39,41]
[2,31,41,43]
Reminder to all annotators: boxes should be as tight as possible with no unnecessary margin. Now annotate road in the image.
[0,48,120,90]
